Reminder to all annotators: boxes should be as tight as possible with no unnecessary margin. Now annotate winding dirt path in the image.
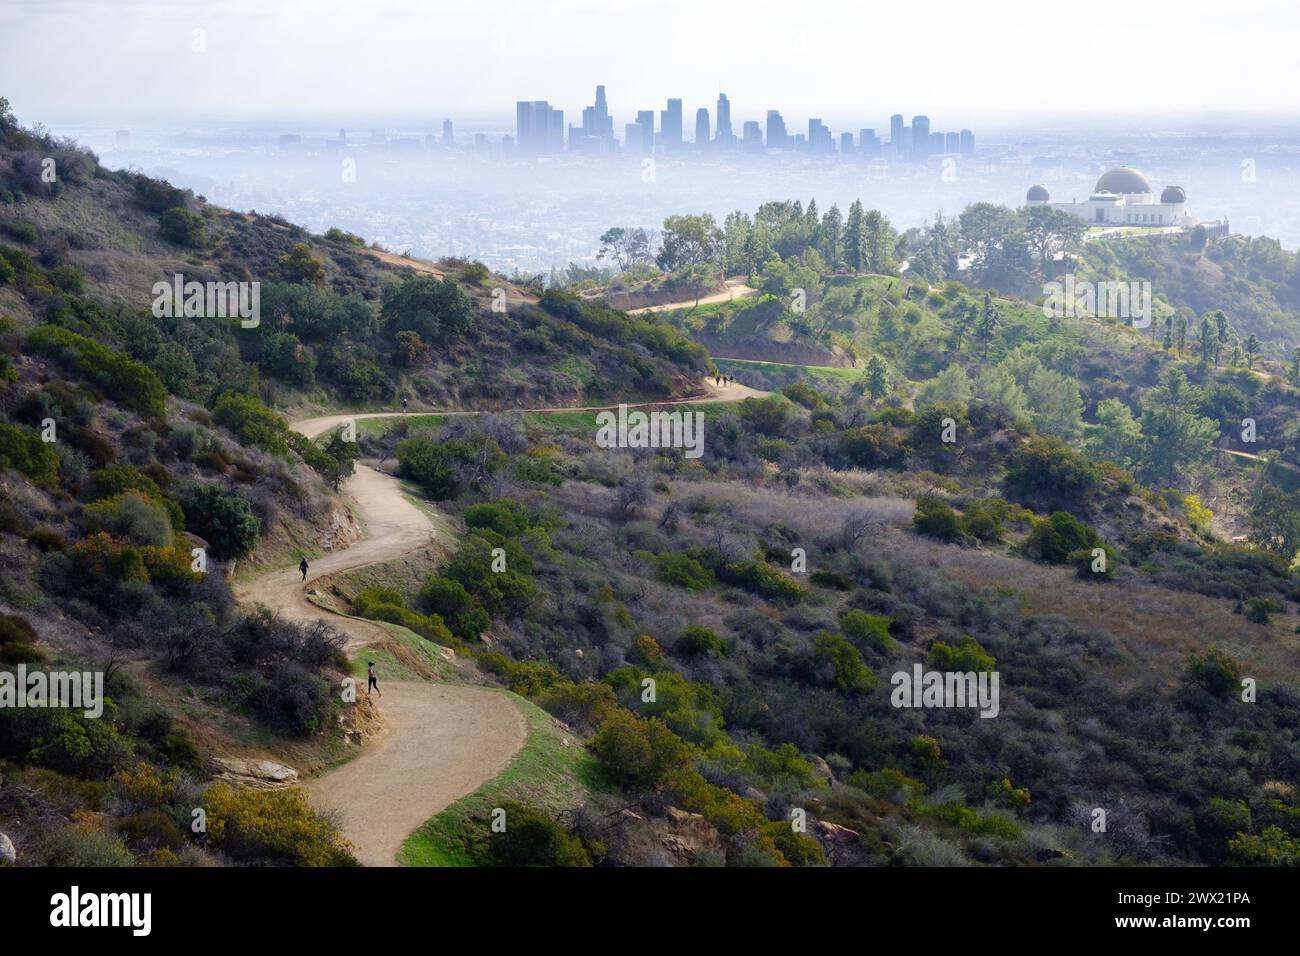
[235,419,527,868]
[237,377,764,866]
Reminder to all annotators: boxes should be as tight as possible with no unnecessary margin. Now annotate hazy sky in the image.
[3,0,1299,127]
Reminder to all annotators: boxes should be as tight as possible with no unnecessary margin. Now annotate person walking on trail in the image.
[299,557,309,581]
[367,661,381,698]
[402,396,408,414]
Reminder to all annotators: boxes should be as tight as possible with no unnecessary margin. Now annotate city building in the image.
[660,98,683,150]
[959,129,975,155]
[695,108,710,147]
[766,110,789,149]
[807,118,833,154]
[742,121,763,150]
[912,115,930,158]
[715,93,733,145]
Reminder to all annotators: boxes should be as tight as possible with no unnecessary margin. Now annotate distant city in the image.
[514,85,975,161]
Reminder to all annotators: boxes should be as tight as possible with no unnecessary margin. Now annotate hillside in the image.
[4,101,1300,870]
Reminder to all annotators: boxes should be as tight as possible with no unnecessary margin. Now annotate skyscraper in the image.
[858,129,880,157]
[889,113,904,157]
[807,118,833,154]
[911,115,930,158]
[742,121,763,150]
[945,131,959,154]
[442,119,454,148]
[660,98,683,150]
[840,131,854,155]
[695,108,710,147]
[960,129,975,155]
[715,93,733,145]
[572,85,615,151]
[635,110,655,154]
[766,110,788,149]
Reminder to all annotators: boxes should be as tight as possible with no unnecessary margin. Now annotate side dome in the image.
[1026,184,1050,201]
[1095,166,1152,195]
[1160,185,1186,204]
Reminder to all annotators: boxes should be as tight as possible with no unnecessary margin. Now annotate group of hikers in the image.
[713,374,737,387]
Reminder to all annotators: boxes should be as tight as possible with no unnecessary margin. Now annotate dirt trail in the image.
[624,279,757,314]
[235,420,527,868]
[240,378,762,866]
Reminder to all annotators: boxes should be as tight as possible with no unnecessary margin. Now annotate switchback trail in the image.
[235,377,762,866]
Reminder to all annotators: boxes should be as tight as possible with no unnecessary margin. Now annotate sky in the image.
[2,0,1299,128]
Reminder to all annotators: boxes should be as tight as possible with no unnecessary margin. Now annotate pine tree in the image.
[1245,333,1261,370]
[864,354,890,400]
[976,292,1001,358]
[843,201,865,272]
[820,205,843,271]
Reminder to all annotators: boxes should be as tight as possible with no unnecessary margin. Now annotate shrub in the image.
[0,613,43,664]
[1070,544,1115,580]
[381,275,473,342]
[484,801,591,867]
[26,325,167,418]
[1244,596,1282,624]
[1005,436,1099,510]
[184,486,260,560]
[463,500,529,537]
[588,710,694,789]
[278,243,326,283]
[203,783,356,866]
[1025,511,1101,563]
[0,422,59,485]
[929,635,996,672]
[812,631,877,694]
[912,494,964,542]
[418,576,489,641]
[1186,647,1241,700]
[212,393,291,456]
[158,207,206,247]
[839,609,895,651]
[677,625,725,658]
[82,491,174,547]
[657,552,714,591]
[43,819,135,867]
[716,558,805,603]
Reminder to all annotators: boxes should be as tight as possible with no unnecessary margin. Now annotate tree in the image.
[1022,205,1085,277]
[1245,333,1262,370]
[843,200,865,272]
[864,354,891,400]
[656,213,723,274]
[1024,365,1083,441]
[1248,476,1300,560]
[860,209,895,274]
[950,301,978,353]
[1138,368,1219,484]
[1198,314,1217,365]
[721,211,753,276]
[975,291,1001,358]
[381,275,473,343]
[820,205,844,270]
[1213,311,1230,365]
[1086,398,1143,468]
[596,226,652,271]
[1288,348,1300,387]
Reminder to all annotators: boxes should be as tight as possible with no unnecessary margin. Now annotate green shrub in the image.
[1244,596,1282,624]
[912,494,964,542]
[588,710,694,789]
[484,801,592,867]
[813,631,877,694]
[0,613,44,664]
[657,552,714,591]
[717,558,805,602]
[44,820,135,867]
[463,500,529,536]
[677,625,725,658]
[929,635,996,672]
[82,491,174,547]
[1025,511,1101,563]
[203,782,356,866]
[1186,647,1241,699]
[212,393,291,456]
[27,325,167,418]
[183,486,260,560]
[839,609,895,651]
[0,422,59,485]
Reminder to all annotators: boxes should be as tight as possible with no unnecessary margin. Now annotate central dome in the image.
[1095,167,1152,195]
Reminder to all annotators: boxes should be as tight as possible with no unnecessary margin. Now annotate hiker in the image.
[367,661,381,698]
[299,557,309,581]
[402,396,409,414]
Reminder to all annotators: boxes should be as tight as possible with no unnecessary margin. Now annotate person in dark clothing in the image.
[367,661,381,697]
[299,558,309,581]
[402,397,409,414]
